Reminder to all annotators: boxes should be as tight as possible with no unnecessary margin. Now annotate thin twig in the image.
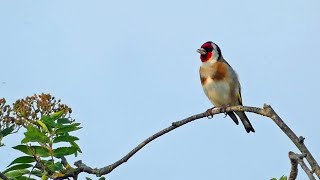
[55,104,320,179]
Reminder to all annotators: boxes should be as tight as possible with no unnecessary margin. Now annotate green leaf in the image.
[13,145,32,155]
[21,125,50,144]
[30,170,42,177]
[3,164,33,174]
[53,135,79,143]
[42,159,53,167]
[15,176,36,180]
[8,156,35,167]
[1,125,15,137]
[98,177,106,180]
[41,159,55,172]
[270,176,287,180]
[86,177,93,180]
[57,118,72,125]
[70,141,82,153]
[32,146,50,157]
[71,141,82,153]
[41,174,48,180]
[16,176,36,180]
[36,120,48,133]
[4,169,30,178]
[279,176,287,180]
[53,147,78,157]
[13,145,50,157]
[41,116,57,128]
[55,124,81,134]
[69,142,80,157]
[50,110,65,120]
[53,162,63,171]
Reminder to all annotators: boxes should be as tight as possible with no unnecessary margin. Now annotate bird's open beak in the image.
[197,48,206,55]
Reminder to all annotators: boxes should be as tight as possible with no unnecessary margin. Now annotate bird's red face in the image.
[197,41,214,62]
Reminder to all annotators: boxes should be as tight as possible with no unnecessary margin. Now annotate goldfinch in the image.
[197,41,255,133]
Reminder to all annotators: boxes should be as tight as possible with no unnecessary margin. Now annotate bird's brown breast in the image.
[200,61,228,85]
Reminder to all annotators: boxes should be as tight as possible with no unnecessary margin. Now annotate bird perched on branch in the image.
[197,41,255,133]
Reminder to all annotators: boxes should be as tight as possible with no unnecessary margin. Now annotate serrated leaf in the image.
[50,110,65,120]
[53,135,79,143]
[53,147,77,157]
[57,118,72,125]
[21,125,50,144]
[55,124,81,134]
[4,169,30,178]
[70,141,82,153]
[1,125,15,137]
[3,164,33,174]
[8,156,35,167]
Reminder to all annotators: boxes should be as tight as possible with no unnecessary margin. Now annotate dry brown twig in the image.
[53,104,320,180]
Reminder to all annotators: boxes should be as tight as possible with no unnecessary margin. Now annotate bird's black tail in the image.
[235,111,255,133]
[227,112,239,125]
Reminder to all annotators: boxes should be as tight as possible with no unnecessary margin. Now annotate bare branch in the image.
[56,104,320,179]
[288,151,316,180]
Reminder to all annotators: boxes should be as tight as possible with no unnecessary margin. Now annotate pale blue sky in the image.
[1,0,320,179]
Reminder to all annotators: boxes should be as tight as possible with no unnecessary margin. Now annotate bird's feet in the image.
[219,104,231,118]
[206,105,231,119]
[205,107,215,119]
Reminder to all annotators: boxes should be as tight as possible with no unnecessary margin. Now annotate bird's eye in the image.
[204,47,213,52]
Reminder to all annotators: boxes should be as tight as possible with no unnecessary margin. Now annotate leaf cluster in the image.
[1,94,83,180]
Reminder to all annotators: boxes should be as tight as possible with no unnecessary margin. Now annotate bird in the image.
[197,41,255,133]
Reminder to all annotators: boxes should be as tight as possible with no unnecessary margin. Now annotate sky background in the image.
[1,0,320,179]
